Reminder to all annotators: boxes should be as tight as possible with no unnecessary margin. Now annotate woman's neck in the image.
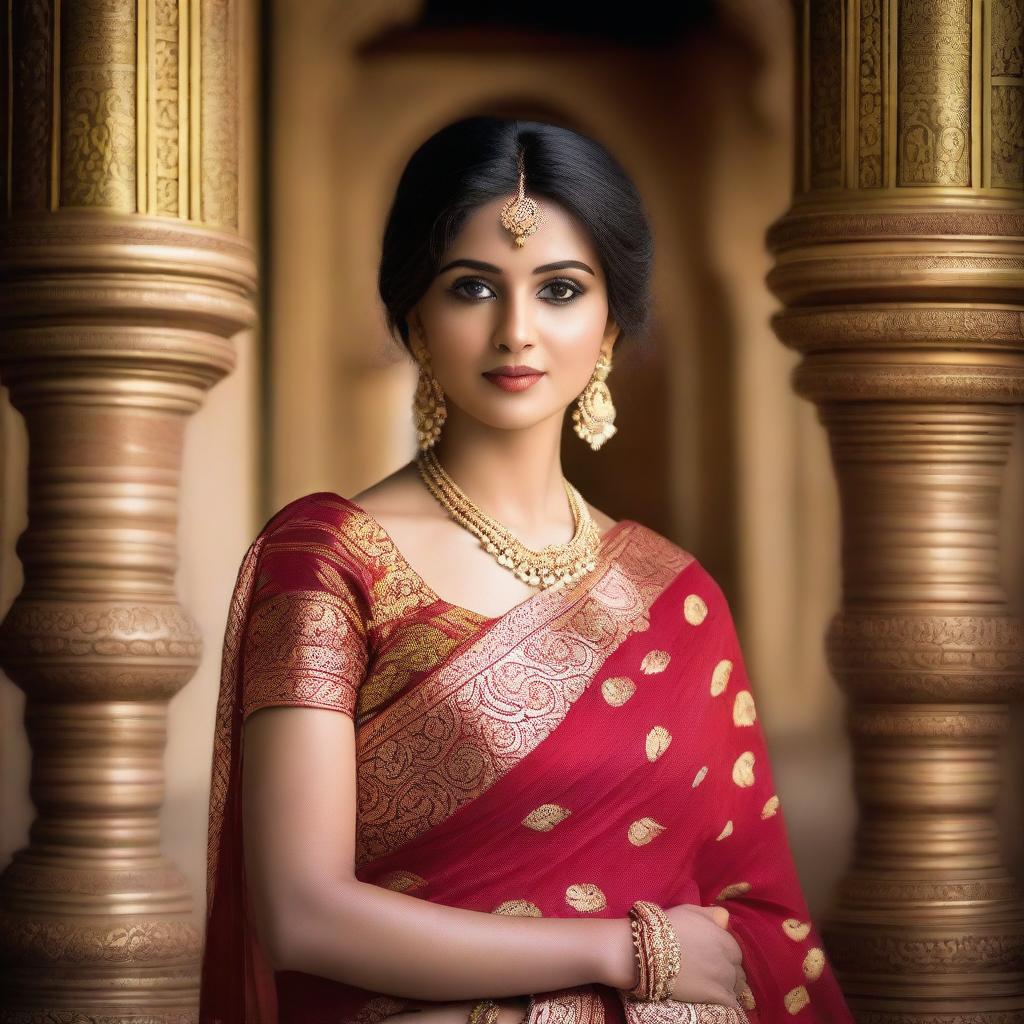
[429,420,574,537]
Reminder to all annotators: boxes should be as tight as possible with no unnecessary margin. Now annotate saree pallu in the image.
[200,493,855,1024]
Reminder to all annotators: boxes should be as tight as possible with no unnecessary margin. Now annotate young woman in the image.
[199,117,855,1024]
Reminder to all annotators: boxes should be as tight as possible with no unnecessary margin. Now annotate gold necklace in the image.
[415,448,602,590]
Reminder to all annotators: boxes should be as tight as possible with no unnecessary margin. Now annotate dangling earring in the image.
[410,330,447,451]
[572,349,617,451]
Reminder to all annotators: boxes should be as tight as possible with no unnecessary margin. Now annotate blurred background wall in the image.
[1,0,1021,941]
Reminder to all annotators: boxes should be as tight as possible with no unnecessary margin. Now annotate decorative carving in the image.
[770,1,1024,1015]
[855,1015,1024,1024]
[897,0,971,186]
[0,918,202,964]
[10,0,52,210]
[199,0,238,227]
[859,0,884,187]
[0,1,253,1019]
[7,0,239,224]
[61,1,137,210]
[767,210,1024,249]
[991,0,1024,188]
[809,0,843,189]
[154,0,182,215]
[773,307,1024,352]
[821,929,1024,972]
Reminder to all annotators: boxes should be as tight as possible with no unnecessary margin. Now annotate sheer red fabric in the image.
[199,493,854,1023]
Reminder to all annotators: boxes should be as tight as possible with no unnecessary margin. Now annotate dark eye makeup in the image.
[447,276,586,305]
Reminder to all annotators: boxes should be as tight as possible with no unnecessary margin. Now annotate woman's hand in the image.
[660,904,746,1010]
[388,996,530,1024]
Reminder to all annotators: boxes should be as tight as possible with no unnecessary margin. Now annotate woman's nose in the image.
[493,291,536,351]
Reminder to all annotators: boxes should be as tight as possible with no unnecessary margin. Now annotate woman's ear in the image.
[602,316,621,358]
[405,310,425,358]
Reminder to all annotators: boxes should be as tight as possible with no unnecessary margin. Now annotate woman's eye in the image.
[540,279,584,303]
[452,279,496,301]
[449,277,584,304]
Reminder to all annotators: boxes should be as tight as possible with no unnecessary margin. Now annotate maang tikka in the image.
[499,150,542,248]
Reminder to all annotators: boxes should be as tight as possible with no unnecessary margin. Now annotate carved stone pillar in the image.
[767,0,1024,1019]
[0,2,256,1021]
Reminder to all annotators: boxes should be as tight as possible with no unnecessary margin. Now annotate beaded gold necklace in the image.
[415,447,601,590]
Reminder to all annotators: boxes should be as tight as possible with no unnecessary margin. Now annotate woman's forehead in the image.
[444,197,601,271]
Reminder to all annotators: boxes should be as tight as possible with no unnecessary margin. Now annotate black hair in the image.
[378,116,654,354]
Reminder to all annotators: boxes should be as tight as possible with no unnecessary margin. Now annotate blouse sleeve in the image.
[691,572,855,1023]
[240,517,371,723]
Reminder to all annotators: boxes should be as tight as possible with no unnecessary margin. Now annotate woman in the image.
[199,117,855,1024]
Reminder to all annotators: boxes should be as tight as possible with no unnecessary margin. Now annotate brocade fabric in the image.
[199,493,855,1024]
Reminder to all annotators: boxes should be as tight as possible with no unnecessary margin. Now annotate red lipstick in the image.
[482,364,546,393]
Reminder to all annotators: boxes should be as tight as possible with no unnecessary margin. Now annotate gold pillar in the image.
[767,0,1024,1018]
[0,1,255,1020]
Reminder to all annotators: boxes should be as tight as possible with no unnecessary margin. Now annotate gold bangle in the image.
[627,900,682,1001]
[467,999,500,1024]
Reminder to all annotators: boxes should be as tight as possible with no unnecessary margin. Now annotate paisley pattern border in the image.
[354,521,692,866]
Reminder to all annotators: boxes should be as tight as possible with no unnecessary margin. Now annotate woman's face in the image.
[407,195,619,436]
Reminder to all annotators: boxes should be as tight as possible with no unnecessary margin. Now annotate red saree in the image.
[200,492,855,1024]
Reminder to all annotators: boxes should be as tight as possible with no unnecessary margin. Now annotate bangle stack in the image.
[627,900,681,1001]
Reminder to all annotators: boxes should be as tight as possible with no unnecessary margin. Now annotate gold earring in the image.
[572,350,617,451]
[410,332,447,451]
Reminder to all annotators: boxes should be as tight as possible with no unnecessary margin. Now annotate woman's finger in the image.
[692,905,733,929]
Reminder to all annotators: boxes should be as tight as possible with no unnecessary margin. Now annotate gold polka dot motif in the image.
[732,750,756,787]
[522,803,571,832]
[645,725,672,761]
[601,676,636,706]
[683,593,708,624]
[710,658,733,696]
[782,918,811,941]
[493,899,543,916]
[761,794,780,819]
[803,947,825,981]
[732,689,757,726]
[691,765,709,787]
[715,820,733,841]
[784,985,810,1014]
[715,881,752,901]
[565,883,607,912]
[640,649,671,674]
[378,869,428,893]
[627,817,667,846]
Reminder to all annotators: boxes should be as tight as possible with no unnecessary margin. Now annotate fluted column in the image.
[766,0,1024,1019]
[0,2,256,1021]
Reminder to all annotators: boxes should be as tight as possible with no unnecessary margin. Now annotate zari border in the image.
[528,987,607,1024]
[205,531,264,916]
[618,991,750,1024]
[354,522,692,867]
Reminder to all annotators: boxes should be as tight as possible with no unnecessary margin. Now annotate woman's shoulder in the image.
[259,489,359,537]
[250,490,391,587]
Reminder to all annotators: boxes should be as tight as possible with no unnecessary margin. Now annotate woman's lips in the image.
[483,371,545,392]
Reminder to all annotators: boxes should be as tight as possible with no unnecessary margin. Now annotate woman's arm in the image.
[243,703,635,1001]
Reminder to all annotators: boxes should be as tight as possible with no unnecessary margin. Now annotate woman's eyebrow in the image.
[438,258,595,276]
